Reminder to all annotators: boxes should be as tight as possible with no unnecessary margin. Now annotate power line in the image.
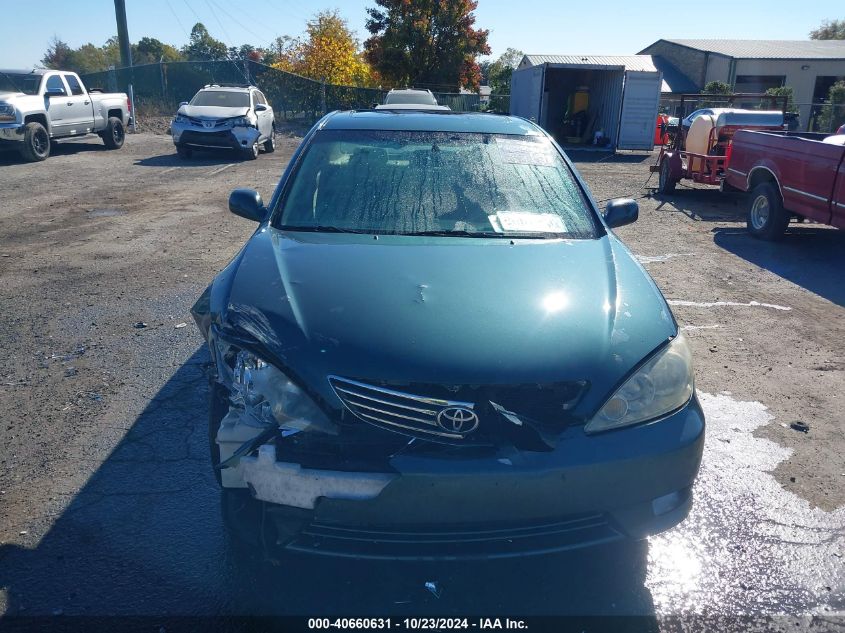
[164,0,190,40]
[207,0,275,44]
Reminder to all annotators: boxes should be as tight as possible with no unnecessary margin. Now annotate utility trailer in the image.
[651,93,788,193]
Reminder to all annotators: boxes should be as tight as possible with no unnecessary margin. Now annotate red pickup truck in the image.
[724,130,845,239]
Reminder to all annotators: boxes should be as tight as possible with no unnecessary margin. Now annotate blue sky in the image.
[1,0,843,68]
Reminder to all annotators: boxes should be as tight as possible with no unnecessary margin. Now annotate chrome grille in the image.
[328,376,476,439]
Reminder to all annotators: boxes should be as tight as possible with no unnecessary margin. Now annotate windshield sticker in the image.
[493,212,566,233]
[495,138,556,166]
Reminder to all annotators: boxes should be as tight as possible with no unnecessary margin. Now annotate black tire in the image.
[263,128,276,153]
[747,182,789,240]
[101,116,125,149]
[209,382,229,487]
[242,141,259,161]
[176,145,193,159]
[657,159,677,194]
[19,121,50,162]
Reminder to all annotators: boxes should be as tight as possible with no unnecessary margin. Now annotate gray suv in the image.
[171,84,275,160]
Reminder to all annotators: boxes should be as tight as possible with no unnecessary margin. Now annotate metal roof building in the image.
[638,39,845,130]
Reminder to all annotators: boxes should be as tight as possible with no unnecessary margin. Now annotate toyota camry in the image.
[191,109,705,559]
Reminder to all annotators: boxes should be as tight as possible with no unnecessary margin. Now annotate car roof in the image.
[320,110,542,135]
[0,68,50,76]
[386,88,434,96]
[199,84,257,93]
[374,104,451,111]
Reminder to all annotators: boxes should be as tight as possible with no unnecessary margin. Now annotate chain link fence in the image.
[658,96,845,134]
[802,103,845,134]
[80,61,511,123]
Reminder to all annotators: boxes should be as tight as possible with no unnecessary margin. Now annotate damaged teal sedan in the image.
[191,110,704,558]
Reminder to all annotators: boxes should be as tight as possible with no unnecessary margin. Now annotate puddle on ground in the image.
[647,391,845,616]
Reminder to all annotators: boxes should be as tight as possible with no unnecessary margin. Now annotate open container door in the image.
[617,71,662,150]
[510,64,545,124]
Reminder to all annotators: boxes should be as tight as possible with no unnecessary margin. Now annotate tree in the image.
[816,80,845,132]
[135,37,183,64]
[765,86,795,111]
[182,23,228,61]
[703,81,732,94]
[364,0,490,91]
[42,37,74,70]
[486,47,522,94]
[272,10,377,87]
[69,44,109,74]
[810,19,845,40]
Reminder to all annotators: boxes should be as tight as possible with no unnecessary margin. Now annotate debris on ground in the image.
[790,421,810,433]
[175,322,187,329]
[133,322,147,329]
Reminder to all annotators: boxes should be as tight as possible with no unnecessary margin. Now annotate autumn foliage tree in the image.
[272,10,376,87]
[364,0,490,91]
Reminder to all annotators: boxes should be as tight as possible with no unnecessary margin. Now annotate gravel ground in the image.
[0,131,842,625]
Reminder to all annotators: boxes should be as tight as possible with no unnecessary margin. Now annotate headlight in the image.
[585,333,694,433]
[231,116,254,128]
[0,103,16,122]
[232,350,331,431]
[173,114,189,124]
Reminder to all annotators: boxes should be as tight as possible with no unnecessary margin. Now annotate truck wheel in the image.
[19,122,50,162]
[263,128,275,153]
[101,117,125,149]
[657,159,677,194]
[747,182,789,240]
[242,141,259,161]
[176,145,193,159]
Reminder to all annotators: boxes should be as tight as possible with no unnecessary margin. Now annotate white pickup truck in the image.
[0,69,131,162]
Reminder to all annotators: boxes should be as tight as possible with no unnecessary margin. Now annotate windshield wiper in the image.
[401,230,504,237]
[282,225,373,234]
[401,230,559,239]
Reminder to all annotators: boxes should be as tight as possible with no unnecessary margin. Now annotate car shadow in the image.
[0,140,108,165]
[653,187,748,222]
[0,347,658,621]
[713,225,845,307]
[135,152,245,167]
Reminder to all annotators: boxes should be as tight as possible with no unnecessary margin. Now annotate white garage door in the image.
[617,71,662,151]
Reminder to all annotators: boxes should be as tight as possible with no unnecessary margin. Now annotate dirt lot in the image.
[0,130,842,624]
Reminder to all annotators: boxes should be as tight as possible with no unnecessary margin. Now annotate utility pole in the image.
[114,0,133,69]
[113,0,136,131]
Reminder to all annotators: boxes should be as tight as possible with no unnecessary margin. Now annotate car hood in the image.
[178,104,249,119]
[195,228,676,414]
[0,91,25,101]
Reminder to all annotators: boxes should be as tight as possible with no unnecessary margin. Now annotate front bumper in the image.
[171,121,259,150]
[229,396,705,559]
[0,122,25,144]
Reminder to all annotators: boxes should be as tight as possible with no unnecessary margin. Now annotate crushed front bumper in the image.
[227,396,705,559]
[171,121,260,151]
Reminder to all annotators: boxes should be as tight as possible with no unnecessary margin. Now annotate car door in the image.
[62,74,95,134]
[831,149,845,229]
[42,74,71,136]
[252,90,272,140]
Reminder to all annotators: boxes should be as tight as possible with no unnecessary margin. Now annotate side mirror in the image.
[45,87,66,97]
[229,188,266,223]
[254,103,268,112]
[603,198,639,229]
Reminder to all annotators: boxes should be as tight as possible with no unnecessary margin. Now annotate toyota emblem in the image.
[436,407,479,434]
